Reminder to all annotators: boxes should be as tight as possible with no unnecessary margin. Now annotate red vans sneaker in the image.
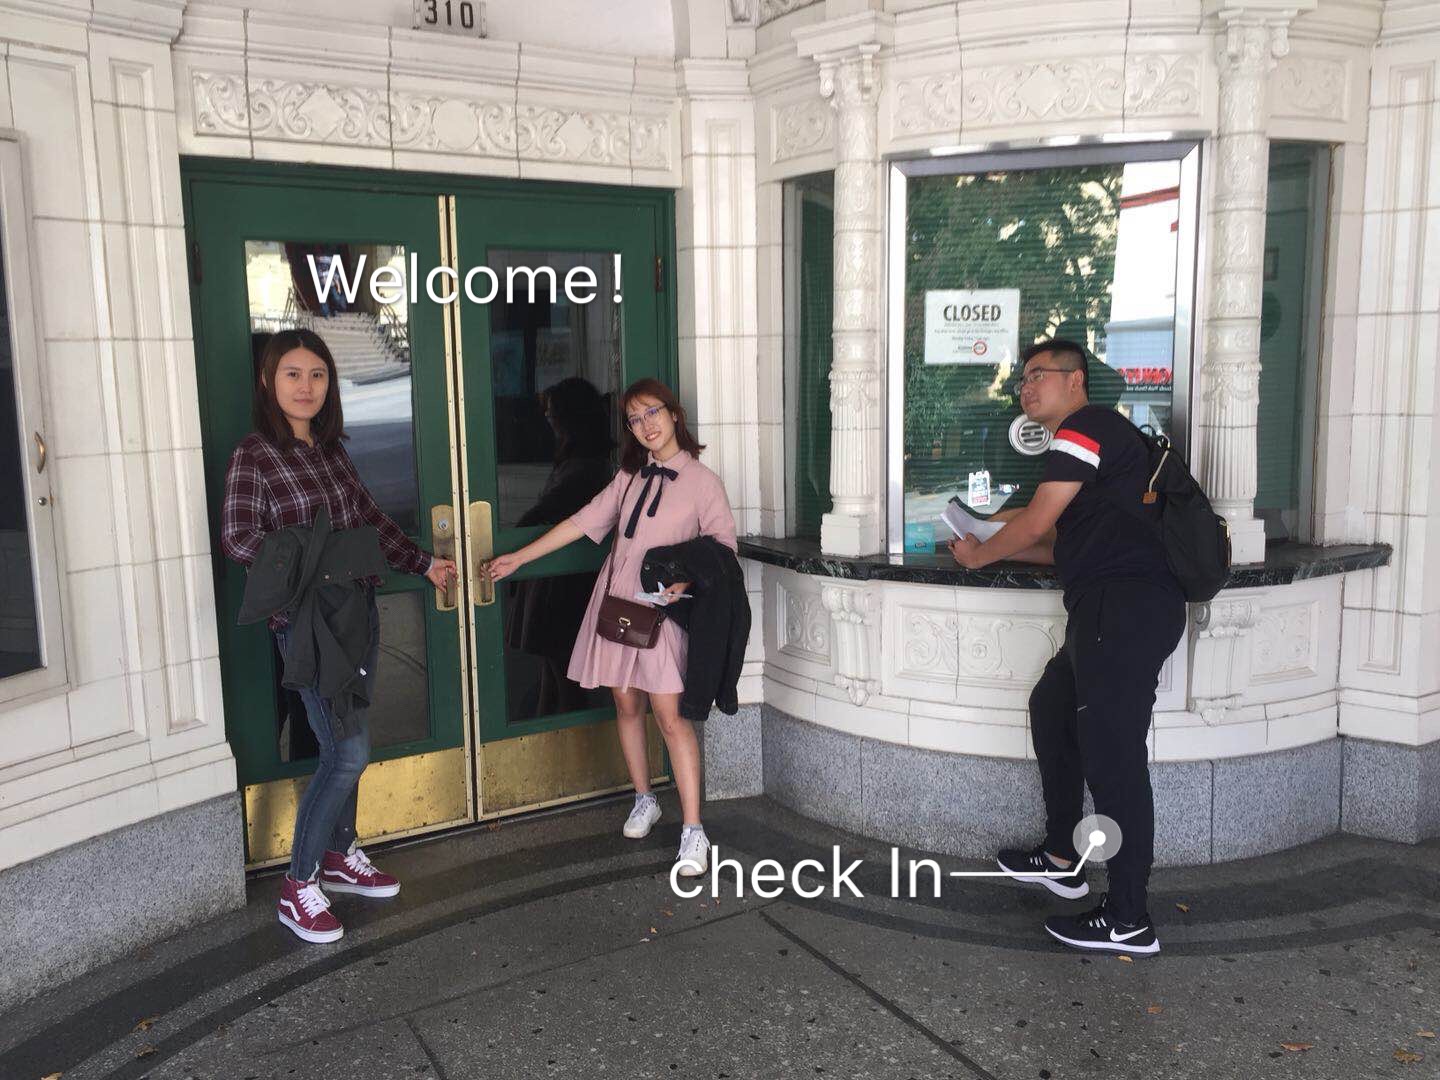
[319,844,400,898]
[278,875,344,943]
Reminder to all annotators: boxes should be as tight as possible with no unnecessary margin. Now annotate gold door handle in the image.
[468,500,495,606]
[34,431,46,474]
[430,504,458,611]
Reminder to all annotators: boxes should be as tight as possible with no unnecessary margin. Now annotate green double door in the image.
[186,162,674,865]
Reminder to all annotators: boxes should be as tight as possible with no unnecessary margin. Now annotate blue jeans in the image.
[275,600,379,881]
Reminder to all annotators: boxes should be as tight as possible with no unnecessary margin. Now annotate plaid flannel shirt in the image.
[221,433,432,582]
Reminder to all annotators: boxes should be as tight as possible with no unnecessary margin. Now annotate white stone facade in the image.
[0,0,1437,898]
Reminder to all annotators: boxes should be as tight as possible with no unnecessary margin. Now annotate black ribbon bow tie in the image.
[624,462,679,538]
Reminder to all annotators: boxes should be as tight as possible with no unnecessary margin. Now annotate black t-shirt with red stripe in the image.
[1040,404,1179,608]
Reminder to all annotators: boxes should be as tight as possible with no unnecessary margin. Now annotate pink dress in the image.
[567,450,737,694]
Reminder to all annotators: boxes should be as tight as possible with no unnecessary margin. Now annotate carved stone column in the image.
[1197,4,1297,565]
[797,17,889,557]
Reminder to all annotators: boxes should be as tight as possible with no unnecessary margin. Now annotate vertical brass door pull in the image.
[430,504,458,611]
[468,500,495,606]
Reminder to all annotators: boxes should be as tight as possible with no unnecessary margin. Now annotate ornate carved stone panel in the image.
[954,616,1062,687]
[192,72,249,136]
[1124,53,1203,117]
[1271,54,1347,121]
[190,69,671,170]
[891,70,963,137]
[894,606,1062,691]
[962,59,1125,127]
[779,583,832,665]
[897,606,960,684]
[516,104,654,167]
[1251,602,1319,683]
[772,97,834,163]
[248,79,392,147]
[391,92,517,155]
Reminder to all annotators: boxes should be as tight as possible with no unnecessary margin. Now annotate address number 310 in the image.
[413,0,486,36]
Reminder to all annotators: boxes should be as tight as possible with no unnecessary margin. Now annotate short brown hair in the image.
[253,328,347,448]
[618,378,703,473]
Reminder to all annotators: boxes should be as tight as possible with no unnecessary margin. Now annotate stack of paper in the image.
[942,498,1004,542]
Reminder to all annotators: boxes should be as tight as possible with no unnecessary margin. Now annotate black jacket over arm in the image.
[236,506,389,738]
[639,537,751,722]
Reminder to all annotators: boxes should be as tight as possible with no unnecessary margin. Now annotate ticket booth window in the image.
[783,172,835,540]
[886,143,1200,554]
[1256,142,1329,542]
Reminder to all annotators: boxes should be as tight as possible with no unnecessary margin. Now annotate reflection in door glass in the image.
[274,591,432,762]
[489,249,622,725]
[0,237,42,679]
[368,592,433,749]
[489,250,622,529]
[502,572,610,724]
[244,240,420,534]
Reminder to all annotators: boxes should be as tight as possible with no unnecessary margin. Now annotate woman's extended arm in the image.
[486,520,585,581]
[948,481,1079,569]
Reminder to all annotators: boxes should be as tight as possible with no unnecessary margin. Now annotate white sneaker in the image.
[623,794,661,839]
[675,828,710,878]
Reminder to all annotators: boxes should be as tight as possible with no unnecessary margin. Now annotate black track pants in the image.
[1029,580,1186,924]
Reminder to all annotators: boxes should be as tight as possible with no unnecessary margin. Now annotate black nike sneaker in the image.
[995,844,1089,899]
[1045,899,1159,956]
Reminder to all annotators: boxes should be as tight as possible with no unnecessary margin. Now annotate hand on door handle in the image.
[467,501,496,606]
[426,558,458,590]
[430,505,459,612]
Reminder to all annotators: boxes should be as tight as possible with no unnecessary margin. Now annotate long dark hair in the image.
[618,378,704,474]
[253,328,346,448]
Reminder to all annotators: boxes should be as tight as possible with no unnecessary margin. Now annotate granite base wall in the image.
[0,793,246,1012]
[1341,737,1440,844]
[747,705,1355,866]
[703,703,763,800]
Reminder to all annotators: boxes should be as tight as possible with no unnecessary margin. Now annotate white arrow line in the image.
[942,841,1101,878]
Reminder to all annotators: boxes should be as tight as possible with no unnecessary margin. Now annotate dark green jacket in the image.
[237,506,388,738]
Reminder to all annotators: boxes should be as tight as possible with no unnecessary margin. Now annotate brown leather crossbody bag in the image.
[594,473,666,649]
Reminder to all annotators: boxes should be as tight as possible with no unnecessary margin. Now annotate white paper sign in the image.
[924,289,1020,366]
[967,469,991,508]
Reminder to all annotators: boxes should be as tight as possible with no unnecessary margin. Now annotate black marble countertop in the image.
[736,537,1392,591]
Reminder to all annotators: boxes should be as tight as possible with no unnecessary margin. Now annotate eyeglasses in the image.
[1010,367,1079,394]
[626,405,665,429]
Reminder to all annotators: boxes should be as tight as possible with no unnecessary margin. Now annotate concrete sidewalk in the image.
[2,794,1438,1080]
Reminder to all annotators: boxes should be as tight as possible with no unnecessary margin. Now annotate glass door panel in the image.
[454,189,674,813]
[187,171,468,862]
[488,248,622,727]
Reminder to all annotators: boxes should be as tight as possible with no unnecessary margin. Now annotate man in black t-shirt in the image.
[948,339,1185,956]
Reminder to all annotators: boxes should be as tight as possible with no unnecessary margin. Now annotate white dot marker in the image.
[1088,829,1107,848]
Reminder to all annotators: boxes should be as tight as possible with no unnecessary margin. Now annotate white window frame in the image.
[884,138,1204,555]
[0,132,69,704]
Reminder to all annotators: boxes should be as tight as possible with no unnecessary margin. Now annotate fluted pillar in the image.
[1198,4,1296,565]
[797,15,890,557]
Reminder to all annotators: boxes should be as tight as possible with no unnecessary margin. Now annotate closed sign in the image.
[924,289,1020,366]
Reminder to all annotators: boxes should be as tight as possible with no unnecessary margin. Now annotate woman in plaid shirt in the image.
[221,328,456,944]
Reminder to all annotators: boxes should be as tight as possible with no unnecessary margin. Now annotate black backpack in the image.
[1118,431,1232,602]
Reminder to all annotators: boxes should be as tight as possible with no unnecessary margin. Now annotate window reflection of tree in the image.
[504,377,616,721]
[904,167,1127,508]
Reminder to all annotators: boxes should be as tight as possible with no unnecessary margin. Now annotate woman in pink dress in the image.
[487,379,736,876]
